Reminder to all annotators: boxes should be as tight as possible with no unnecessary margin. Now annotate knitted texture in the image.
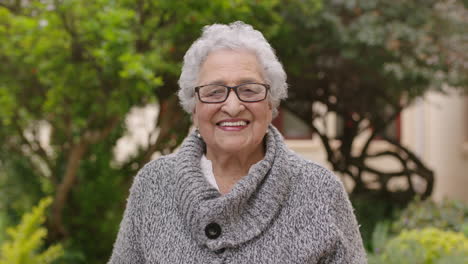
[109,125,367,264]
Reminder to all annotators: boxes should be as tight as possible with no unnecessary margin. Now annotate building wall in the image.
[403,91,468,202]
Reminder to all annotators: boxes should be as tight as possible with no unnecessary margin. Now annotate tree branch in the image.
[50,141,88,239]
[365,150,415,192]
[383,136,434,199]
[359,105,402,157]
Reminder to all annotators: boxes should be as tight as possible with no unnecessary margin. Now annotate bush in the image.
[0,197,63,264]
[369,221,391,255]
[368,198,468,263]
[392,198,468,234]
[369,227,468,264]
[351,194,403,251]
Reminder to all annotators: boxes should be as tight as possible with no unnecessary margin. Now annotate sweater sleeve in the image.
[320,179,367,264]
[108,174,148,264]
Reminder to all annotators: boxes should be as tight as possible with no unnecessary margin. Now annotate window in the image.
[273,107,313,139]
[335,111,401,142]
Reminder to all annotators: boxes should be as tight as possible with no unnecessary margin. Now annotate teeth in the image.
[218,121,247,127]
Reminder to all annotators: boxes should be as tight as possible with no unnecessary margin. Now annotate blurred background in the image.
[0,0,467,263]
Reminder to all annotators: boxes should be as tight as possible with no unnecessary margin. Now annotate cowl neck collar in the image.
[173,125,291,250]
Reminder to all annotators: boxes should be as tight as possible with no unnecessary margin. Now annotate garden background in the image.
[0,0,467,263]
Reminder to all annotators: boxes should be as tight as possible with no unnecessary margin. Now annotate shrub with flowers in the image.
[369,227,468,264]
[368,197,468,263]
[392,198,468,234]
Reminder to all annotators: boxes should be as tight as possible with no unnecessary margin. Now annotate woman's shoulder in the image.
[282,152,354,224]
[135,153,178,181]
[284,150,345,193]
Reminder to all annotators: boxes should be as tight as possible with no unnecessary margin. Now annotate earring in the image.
[195,128,201,138]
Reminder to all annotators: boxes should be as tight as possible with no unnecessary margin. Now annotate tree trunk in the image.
[50,141,88,239]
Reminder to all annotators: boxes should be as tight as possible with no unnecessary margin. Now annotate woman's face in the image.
[193,49,273,156]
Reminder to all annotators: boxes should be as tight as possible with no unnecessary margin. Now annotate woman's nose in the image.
[221,91,245,116]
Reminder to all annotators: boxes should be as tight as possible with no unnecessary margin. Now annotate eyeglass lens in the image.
[198,83,267,103]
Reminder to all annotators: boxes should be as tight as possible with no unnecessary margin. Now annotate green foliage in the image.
[369,199,468,263]
[0,197,63,264]
[275,0,467,98]
[436,254,468,264]
[370,221,391,255]
[351,195,402,251]
[370,228,468,264]
[62,130,128,263]
[0,151,45,228]
[392,198,468,234]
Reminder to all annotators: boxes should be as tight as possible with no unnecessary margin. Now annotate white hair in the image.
[177,21,288,117]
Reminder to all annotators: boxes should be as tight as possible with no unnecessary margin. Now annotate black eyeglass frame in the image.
[194,82,270,103]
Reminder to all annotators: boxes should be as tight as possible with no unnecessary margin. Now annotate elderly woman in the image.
[109,21,366,263]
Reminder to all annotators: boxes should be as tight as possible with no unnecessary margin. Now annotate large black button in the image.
[205,223,222,239]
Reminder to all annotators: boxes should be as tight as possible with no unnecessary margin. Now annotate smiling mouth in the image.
[217,121,249,127]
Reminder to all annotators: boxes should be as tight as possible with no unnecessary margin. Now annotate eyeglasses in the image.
[195,83,270,103]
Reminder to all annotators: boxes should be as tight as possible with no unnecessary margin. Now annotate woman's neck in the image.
[206,145,265,194]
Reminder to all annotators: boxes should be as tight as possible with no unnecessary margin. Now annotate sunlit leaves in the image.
[0,198,63,264]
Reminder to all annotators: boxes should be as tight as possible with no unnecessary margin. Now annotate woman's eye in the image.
[240,88,259,94]
[208,90,223,96]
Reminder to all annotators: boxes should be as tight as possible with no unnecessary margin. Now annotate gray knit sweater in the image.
[108,126,367,263]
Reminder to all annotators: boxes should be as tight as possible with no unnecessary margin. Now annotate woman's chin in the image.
[212,138,254,154]
[217,141,249,153]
